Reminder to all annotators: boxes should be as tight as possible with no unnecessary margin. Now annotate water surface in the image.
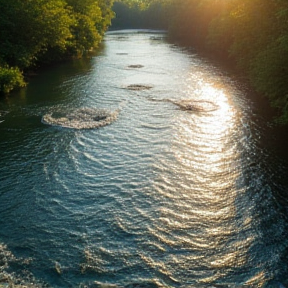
[0,30,287,288]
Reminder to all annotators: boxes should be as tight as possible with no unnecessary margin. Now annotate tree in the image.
[0,0,74,69]
[66,0,113,56]
[0,0,115,93]
[111,0,168,29]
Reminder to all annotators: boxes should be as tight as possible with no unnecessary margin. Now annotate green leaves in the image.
[111,0,168,29]
[0,0,114,93]
[0,0,114,67]
[0,66,26,94]
[0,0,75,68]
[66,0,113,55]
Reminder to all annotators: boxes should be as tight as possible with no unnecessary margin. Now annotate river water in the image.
[0,30,288,288]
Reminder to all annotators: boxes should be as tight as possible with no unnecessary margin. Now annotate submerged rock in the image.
[148,97,218,113]
[127,65,144,69]
[93,115,108,121]
[173,99,219,112]
[126,84,153,91]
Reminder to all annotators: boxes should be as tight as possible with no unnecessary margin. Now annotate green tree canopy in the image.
[0,0,114,94]
[0,0,74,69]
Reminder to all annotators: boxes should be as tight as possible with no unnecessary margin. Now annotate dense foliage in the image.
[111,1,168,30]
[0,0,114,94]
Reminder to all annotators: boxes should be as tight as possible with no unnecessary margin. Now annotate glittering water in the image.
[0,30,288,288]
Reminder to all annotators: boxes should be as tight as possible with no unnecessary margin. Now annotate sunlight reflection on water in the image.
[149,72,252,286]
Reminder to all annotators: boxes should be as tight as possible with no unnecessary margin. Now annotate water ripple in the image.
[0,30,287,288]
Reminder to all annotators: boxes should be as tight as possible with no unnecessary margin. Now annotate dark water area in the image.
[0,30,288,288]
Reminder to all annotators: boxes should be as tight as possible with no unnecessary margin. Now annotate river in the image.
[0,30,287,288]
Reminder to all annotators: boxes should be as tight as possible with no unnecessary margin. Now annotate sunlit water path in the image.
[0,30,288,287]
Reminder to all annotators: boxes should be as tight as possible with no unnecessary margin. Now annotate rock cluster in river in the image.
[42,107,118,129]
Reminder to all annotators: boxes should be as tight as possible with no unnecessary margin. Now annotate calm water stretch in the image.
[0,30,288,288]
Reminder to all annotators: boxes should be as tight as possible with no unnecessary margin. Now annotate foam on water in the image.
[0,243,44,288]
[42,107,118,129]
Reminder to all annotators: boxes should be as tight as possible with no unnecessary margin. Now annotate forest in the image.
[0,0,114,93]
[1,0,288,124]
